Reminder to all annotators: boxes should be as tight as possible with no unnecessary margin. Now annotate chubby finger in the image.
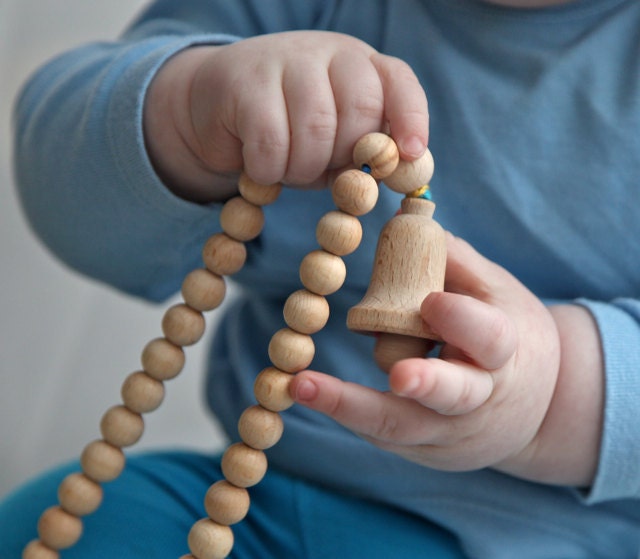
[389,358,494,415]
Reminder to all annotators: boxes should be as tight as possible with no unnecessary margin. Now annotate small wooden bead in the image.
[80,440,125,482]
[383,148,435,194]
[23,540,60,559]
[202,233,247,276]
[373,333,433,374]
[299,250,347,296]
[268,328,315,373]
[100,405,144,448]
[141,338,185,381]
[162,303,206,347]
[182,268,227,311]
[121,371,165,414]
[253,367,295,412]
[283,289,330,334]
[221,443,267,488]
[352,132,400,179]
[331,170,379,216]
[316,210,363,256]
[38,506,83,550]
[237,405,284,450]
[58,473,103,517]
[219,197,264,242]
[188,519,234,559]
[204,480,250,525]
[238,173,282,206]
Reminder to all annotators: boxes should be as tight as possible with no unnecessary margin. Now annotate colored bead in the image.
[188,519,234,559]
[331,169,379,216]
[100,405,144,448]
[58,473,103,517]
[38,506,83,550]
[253,367,295,412]
[182,268,227,312]
[202,233,247,276]
[221,443,267,488]
[299,250,346,296]
[237,405,284,450]
[204,480,251,525]
[352,132,399,179]
[268,328,315,373]
[23,540,60,559]
[219,197,264,241]
[383,148,434,194]
[162,304,206,347]
[283,289,330,334]
[316,210,363,256]
[80,440,125,482]
[238,174,282,206]
[121,371,165,414]
[141,338,185,381]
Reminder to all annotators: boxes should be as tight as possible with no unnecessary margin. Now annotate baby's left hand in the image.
[291,233,566,480]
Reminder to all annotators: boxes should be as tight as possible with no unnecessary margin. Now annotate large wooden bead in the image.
[38,506,83,550]
[352,132,399,179]
[383,148,435,194]
[121,371,165,414]
[283,289,330,334]
[238,405,284,450]
[316,210,363,256]
[219,197,264,242]
[80,440,125,482]
[188,519,234,559]
[204,480,250,525]
[221,443,267,488]
[58,473,103,517]
[238,174,282,206]
[182,268,227,312]
[268,328,315,373]
[202,234,247,276]
[331,170,379,216]
[23,540,60,559]
[141,338,185,381]
[162,304,206,347]
[100,405,144,448]
[299,250,346,296]
[253,367,294,412]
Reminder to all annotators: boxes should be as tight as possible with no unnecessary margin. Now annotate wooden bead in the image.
[268,328,315,373]
[352,132,399,179]
[253,367,294,412]
[23,540,60,559]
[202,233,247,276]
[219,197,264,241]
[182,268,227,311]
[100,405,144,448]
[221,443,267,488]
[283,289,330,334]
[299,250,346,296]
[331,170,379,216]
[162,303,206,347]
[80,440,125,482]
[141,337,185,381]
[204,480,250,525]
[38,506,82,550]
[121,371,165,413]
[383,148,435,194]
[373,333,433,374]
[316,210,363,256]
[188,519,234,559]
[238,173,282,206]
[58,473,103,517]
[237,405,284,450]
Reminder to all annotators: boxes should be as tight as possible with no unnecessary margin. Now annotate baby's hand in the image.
[144,31,429,201]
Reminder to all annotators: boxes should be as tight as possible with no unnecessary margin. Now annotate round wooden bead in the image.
[162,303,206,347]
[373,333,433,374]
[188,519,234,559]
[204,480,250,525]
[121,371,165,414]
[202,233,247,276]
[100,405,144,448]
[219,197,264,242]
[268,328,315,373]
[299,250,347,296]
[253,367,294,412]
[221,443,268,488]
[383,148,435,194]
[182,268,227,312]
[80,440,125,482]
[283,289,330,334]
[38,506,83,550]
[331,170,379,216]
[23,540,60,559]
[238,174,282,206]
[237,405,284,450]
[141,338,185,381]
[352,132,399,179]
[58,473,103,517]
[316,210,363,256]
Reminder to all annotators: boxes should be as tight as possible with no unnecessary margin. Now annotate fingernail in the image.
[295,378,319,403]
[399,136,426,159]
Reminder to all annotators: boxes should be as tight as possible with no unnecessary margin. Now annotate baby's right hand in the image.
[144,31,429,202]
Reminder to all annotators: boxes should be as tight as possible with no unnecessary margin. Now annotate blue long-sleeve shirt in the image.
[13,1,640,557]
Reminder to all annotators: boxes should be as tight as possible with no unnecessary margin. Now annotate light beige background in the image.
[0,0,226,498]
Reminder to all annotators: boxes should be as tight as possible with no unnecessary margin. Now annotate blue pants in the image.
[0,451,466,558]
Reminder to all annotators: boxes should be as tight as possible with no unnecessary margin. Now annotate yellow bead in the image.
[299,250,346,296]
[253,367,294,412]
[162,304,206,347]
[182,268,227,311]
[202,233,247,276]
[100,405,144,448]
[141,338,185,381]
[331,170,379,216]
[237,405,284,450]
[80,440,125,482]
[283,289,330,334]
[38,506,82,550]
[58,473,103,517]
[316,210,363,256]
[121,371,165,414]
[188,519,234,559]
[352,132,399,179]
[219,197,264,241]
[204,480,250,526]
[268,328,315,373]
[221,443,267,488]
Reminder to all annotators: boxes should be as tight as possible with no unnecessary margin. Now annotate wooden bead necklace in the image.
[22,132,446,559]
